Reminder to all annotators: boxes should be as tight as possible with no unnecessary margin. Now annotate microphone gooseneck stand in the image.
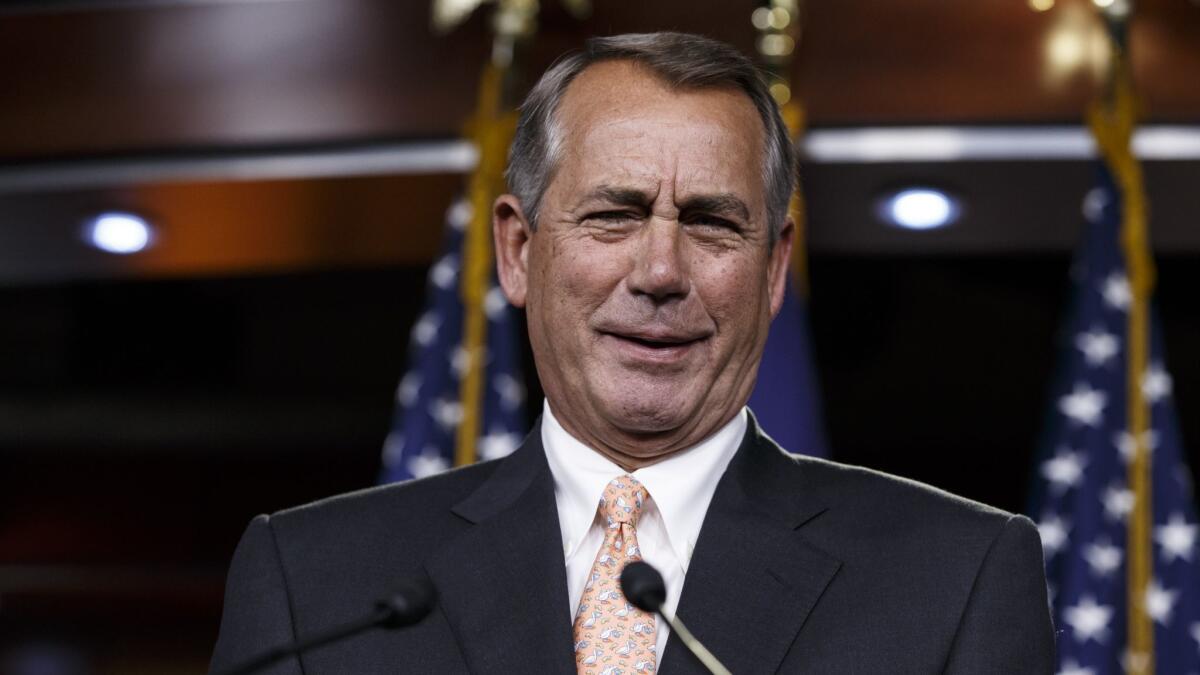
[214,580,437,675]
[620,560,733,675]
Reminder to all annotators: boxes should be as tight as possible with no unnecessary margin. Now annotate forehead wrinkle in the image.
[553,62,766,224]
[671,161,757,221]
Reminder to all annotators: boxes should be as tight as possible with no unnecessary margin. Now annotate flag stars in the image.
[1035,178,1199,668]
[408,446,451,479]
[1101,272,1131,311]
[1075,328,1120,367]
[1103,485,1135,522]
[478,430,521,461]
[1083,539,1123,577]
[451,345,488,377]
[396,372,422,407]
[1144,580,1179,626]
[385,194,527,485]
[1154,513,1197,563]
[1081,186,1110,224]
[485,285,509,320]
[1038,515,1070,556]
[1057,660,1097,675]
[412,312,440,347]
[494,372,525,411]
[1059,383,1107,427]
[1063,595,1113,643]
[430,397,464,431]
[1115,430,1159,465]
[1042,449,1087,493]
[451,346,469,377]
[446,199,472,231]
[1142,363,1173,404]
[430,254,459,290]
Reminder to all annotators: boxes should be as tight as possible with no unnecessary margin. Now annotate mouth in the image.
[613,334,701,348]
[598,329,710,361]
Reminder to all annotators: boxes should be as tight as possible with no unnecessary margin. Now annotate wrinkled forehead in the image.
[550,61,768,204]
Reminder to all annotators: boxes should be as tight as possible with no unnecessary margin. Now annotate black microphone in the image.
[215,578,436,675]
[620,561,731,675]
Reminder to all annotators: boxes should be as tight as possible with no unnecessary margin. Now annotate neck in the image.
[588,442,684,473]
[546,401,740,472]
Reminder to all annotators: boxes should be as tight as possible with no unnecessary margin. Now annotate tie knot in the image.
[599,474,648,526]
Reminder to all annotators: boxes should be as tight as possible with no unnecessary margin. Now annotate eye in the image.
[587,210,637,222]
[584,210,643,229]
[685,214,738,231]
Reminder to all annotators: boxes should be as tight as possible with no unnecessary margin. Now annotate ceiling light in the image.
[878,188,961,231]
[84,212,153,254]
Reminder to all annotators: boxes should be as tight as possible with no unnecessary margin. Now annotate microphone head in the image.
[620,561,667,613]
[377,577,437,628]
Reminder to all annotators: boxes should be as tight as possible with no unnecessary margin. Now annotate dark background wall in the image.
[3,252,1197,671]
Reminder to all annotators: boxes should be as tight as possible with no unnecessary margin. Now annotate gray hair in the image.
[506,32,797,244]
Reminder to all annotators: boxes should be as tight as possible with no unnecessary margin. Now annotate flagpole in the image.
[1087,4,1156,671]
[452,1,530,469]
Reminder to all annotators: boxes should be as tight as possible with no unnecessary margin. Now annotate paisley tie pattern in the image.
[573,475,657,674]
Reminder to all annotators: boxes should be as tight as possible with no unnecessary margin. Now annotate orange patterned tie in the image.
[572,475,657,674]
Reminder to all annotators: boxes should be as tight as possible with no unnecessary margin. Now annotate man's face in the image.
[495,61,793,460]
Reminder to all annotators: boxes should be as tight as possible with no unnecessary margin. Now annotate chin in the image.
[602,395,695,436]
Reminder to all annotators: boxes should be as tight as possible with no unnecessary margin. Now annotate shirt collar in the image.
[541,399,746,570]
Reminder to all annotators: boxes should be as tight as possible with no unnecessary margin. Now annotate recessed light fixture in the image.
[84,211,154,254]
[878,187,961,231]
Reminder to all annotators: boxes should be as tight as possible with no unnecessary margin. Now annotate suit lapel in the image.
[661,416,842,675]
[423,422,576,675]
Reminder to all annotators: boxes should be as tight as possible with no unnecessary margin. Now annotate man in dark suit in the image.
[211,32,1055,674]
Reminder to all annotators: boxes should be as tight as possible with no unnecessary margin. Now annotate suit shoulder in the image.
[267,458,502,539]
[788,454,1021,537]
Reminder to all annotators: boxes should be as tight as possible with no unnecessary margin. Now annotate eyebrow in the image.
[582,186,654,209]
[677,193,751,223]
[581,186,751,222]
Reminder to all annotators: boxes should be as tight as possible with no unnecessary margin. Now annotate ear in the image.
[767,217,795,318]
[493,194,533,308]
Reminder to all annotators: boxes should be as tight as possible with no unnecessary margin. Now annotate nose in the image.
[625,218,690,302]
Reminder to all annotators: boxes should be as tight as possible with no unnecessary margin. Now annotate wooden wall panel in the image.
[1,0,1197,158]
[0,173,458,282]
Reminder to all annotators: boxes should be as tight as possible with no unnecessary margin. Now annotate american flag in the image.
[379,197,527,482]
[1029,164,1200,674]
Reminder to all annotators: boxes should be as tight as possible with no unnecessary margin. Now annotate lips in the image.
[607,332,704,348]
[598,328,711,363]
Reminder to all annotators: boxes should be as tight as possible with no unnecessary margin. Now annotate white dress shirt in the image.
[541,399,746,661]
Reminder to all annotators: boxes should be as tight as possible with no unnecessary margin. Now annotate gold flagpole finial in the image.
[752,0,802,108]
[752,0,808,291]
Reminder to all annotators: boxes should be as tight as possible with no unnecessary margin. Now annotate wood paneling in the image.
[1,0,1198,159]
[0,172,458,282]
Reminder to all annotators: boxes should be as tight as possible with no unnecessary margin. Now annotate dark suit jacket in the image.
[210,416,1055,674]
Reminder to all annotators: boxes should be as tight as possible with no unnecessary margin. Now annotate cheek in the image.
[532,238,628,324]
[694,253,771,328]
[552,240,629,299]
